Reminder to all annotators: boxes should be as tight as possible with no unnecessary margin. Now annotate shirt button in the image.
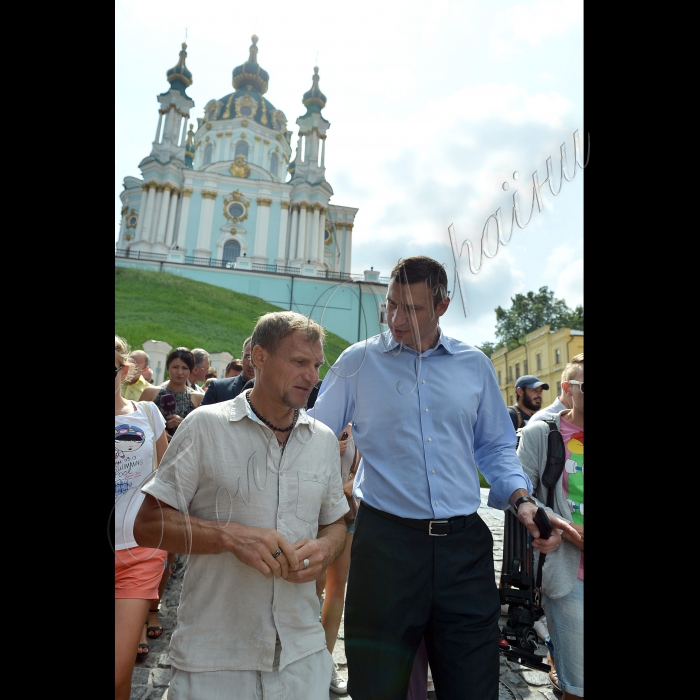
[428,438,432,442]
[431,470,435,474]
[422,380,426,384]
[425,407,429,412]
[435,501,439,506]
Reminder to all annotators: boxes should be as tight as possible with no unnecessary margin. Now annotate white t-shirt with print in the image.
[115,401,166,550]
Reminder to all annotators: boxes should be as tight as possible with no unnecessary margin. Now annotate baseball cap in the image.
[514,375,549,390]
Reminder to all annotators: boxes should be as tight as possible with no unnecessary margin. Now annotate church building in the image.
[116,37,388,344]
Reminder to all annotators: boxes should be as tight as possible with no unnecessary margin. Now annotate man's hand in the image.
[165,414,184,432]
[227,524,300,579]
[516,502,581,554]
[285,519,347,584]
[562,523,584,551]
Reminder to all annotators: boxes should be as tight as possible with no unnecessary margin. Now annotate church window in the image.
[270,153,278,175]
[204,143,213,165]
[222,240,241,267]
[239,105,253,117]
[275,119,283,131]
[515,363,520,379]
[235,141,249,160]
[227,202,245,219]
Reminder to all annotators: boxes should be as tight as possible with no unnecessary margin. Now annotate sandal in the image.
[136,641,149,658]
[147,608,163,639]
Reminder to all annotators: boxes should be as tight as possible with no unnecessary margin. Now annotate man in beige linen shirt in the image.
[134,311,348,700]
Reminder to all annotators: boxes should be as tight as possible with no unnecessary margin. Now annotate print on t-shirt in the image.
[115,424,145,500]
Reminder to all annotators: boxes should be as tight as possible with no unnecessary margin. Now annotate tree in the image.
[494,286,583,350]
[476,341,498,358]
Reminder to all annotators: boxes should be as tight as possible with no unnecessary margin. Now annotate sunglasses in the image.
[115,365,123,377]
[567,379,584,393]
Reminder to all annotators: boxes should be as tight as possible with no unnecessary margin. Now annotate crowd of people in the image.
[114,254,584,700]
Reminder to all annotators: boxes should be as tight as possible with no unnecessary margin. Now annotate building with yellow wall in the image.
[490,325,583,407]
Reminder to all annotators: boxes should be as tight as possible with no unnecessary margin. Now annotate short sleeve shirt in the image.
[141,393,349,672]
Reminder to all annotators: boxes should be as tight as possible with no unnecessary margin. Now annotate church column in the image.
[309,128,319,165]
[155,184,172,244]
[317,207,327,265]
[134,185,149,241]
[149,185,165,242]
[296,134,304,163]
[140,182,158,243]
[320,135,326,167]
[276,201,290,265]
[194,190,217,258]
[180,118,188,147]
[174,189,193,249]
[344,224,353,273]
[224,132,232,160]
[288,205,299,264]
[308,204,321,262]
[164,188,180,247]
[254,136,262,166]
[253,198,272,263]
[155,112,164,142]
[118,206,127,248]
[216,132,224,161]
[335,224,344,271]
[296,203,308,261]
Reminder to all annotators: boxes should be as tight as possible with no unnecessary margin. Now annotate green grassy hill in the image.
[115,267,351,378]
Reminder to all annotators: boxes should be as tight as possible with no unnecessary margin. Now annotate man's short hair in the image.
[251,312,325,358]
[390,255,447,307]
[130,349,150,366]
[563,352,584,382]
[192,348,209,368]
[226,360,243,373]
[242,337,252,353]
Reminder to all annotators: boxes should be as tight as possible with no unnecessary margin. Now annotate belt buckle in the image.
[428,519,449,536]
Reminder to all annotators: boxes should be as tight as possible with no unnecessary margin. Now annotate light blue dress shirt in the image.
[309,328,532,519]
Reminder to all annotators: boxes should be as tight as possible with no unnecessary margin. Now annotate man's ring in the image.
[303,558,310,570]
[272,548,282,558]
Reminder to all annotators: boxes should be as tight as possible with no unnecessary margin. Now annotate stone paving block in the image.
[131,667,151,685]
[157,652,171,668]
[520,669,551,686]
[503,671,528,687]
[130,685,149,700]
[151,668,171,688]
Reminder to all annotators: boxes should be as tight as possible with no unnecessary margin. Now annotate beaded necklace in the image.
[245,390,299,435]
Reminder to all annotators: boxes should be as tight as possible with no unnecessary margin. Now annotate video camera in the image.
[497,509,550,673]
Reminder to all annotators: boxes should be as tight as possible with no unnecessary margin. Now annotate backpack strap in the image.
[535,418,565,589]
[508,405,523,430]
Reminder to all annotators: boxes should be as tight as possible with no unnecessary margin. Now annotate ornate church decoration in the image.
[126,210,139,229]
[229,155,250,178]
[223,190,250,223]
[235,93,259,119]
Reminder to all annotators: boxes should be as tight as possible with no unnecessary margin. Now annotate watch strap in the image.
[513,496,536,513]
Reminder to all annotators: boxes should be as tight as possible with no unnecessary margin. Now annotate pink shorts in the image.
[115,546,168,599]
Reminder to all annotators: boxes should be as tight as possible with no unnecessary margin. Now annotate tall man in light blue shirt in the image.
[309,255,579,700]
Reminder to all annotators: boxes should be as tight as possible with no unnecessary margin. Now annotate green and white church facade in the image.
[116,37,388,344]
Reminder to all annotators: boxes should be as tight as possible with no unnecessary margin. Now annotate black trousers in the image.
[345,502,500,700]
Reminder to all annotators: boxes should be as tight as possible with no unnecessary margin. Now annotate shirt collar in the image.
[381,326,454,356]
[228,390,314,431]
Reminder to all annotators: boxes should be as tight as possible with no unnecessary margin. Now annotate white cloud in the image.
[490,0,583,59]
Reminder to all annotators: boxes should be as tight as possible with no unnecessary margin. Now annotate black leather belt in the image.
[361,501,469,536]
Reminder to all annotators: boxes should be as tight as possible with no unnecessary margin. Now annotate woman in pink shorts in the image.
[115,335,169,700]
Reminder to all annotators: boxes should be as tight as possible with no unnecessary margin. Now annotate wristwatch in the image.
[513,496,537,513]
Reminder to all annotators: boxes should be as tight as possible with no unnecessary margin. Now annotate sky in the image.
[115,0,584,348]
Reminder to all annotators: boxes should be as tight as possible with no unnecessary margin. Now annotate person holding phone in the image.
[139,347,203,441]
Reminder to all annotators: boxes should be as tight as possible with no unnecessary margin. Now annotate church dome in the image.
[232,35,269,95]
[302,67,326,113]
[166,43,193,95]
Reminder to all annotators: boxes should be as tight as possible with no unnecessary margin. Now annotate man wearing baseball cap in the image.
[508,375,549,431]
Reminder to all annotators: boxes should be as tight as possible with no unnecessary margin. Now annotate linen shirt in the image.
[121,375,150,402]
[309,329,532,519]
[141,392,349,672]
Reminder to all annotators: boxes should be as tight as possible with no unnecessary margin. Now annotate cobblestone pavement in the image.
[131,489,560,700]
